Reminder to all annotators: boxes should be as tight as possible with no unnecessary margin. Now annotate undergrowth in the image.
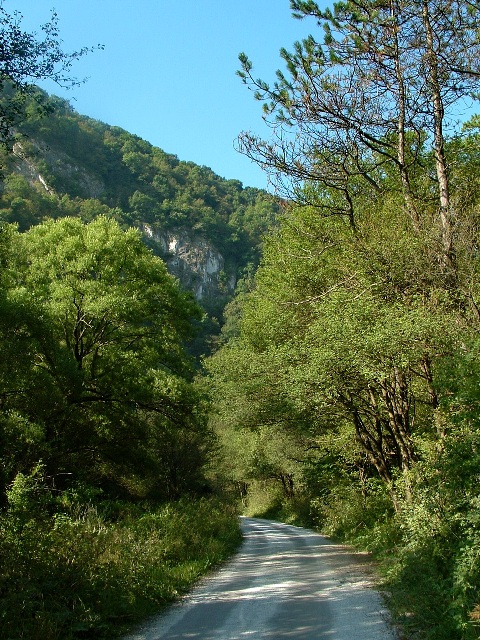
[0,496,242,640]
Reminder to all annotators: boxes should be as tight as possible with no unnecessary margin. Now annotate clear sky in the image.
[8,1,330,190]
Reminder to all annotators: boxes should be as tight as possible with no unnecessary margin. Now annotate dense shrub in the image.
[0,497,242,640]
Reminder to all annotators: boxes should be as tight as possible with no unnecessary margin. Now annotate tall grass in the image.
[0,497,242,640]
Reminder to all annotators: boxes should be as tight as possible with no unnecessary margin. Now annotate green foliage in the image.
[0,497,241,640]
[3,6,480,639]
[0,217,210,504]
[6,463,50,517]
[372,423,480,640]
[208,192,461,497]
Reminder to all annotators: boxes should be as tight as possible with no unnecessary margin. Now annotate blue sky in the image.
[8,1,330,190]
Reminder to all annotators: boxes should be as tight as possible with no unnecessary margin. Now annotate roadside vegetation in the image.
[0,211,242,639]
[0,495,241,639]
[206,3,480,639]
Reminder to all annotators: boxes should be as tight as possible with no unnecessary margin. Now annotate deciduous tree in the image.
[0,217,208,501]
[0,5,102,149]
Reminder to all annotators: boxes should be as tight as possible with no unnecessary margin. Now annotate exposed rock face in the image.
[142,224,236,303]
[12,142,53,191]
[13,141,105,199]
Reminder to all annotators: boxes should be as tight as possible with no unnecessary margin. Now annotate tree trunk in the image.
[380,370,415,472]
[391,0,420,230]
[422,1,455,271]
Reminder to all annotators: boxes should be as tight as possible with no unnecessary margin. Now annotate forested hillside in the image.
[0,86,281,324]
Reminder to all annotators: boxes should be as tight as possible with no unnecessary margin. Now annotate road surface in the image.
[124,517,397,640]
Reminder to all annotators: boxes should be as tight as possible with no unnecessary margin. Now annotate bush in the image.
[376,430,480,640]
[309,478,394,545]
[0,497,242,640]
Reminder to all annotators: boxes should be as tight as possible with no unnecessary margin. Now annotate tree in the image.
[237,0,480,267]
[0,217,208,501]
[0,5,102,149]
[207,182,470,509]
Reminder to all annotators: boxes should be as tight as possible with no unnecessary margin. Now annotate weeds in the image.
[0,497,242,639]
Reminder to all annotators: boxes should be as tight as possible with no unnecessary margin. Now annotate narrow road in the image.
[124,517,397,640]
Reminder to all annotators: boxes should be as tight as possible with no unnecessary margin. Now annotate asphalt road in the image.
[124,517,398,640]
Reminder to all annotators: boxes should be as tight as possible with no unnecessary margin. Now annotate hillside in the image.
[0,87,281,333]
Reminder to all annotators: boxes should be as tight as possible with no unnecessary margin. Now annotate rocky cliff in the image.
[142,224,236,305]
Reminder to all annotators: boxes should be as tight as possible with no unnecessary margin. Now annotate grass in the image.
[0,496,243,640]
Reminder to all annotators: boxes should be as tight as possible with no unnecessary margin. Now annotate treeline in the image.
[206,2,480,639]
